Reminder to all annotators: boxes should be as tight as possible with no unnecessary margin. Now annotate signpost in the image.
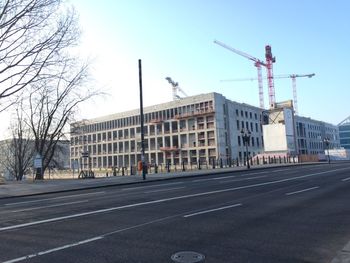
[33,154,43,180]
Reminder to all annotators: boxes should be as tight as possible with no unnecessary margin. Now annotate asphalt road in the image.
[1,163,350,263]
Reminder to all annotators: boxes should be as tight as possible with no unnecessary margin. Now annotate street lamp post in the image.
[323,137,331,164]
[241,128,251,169]
[139,59,146,180]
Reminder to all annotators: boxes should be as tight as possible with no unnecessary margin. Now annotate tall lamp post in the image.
[241,128,251,169]
[139,59,146,180]
[323,137,331,164]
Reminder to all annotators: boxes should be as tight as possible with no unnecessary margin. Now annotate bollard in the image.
[263,156,265,164]
[122,167,125,176]
[130,165,134,175]
[279,156,281,164]
[198,160,201,170]
[167,161,170,173]
[284,156,286,163]
[182,161,185,172]
[257,157,260,165]
[220,159,223,168]
[236,158,239,167]
[212,159,216,169]
[228,158,232,167]
[155,163,158,174]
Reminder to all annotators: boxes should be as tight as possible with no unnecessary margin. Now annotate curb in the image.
[0,162,323,200]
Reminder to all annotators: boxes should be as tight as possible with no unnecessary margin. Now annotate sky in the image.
[1,0,349,138]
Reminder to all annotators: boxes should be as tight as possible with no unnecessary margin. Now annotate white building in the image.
[70,92,340,170]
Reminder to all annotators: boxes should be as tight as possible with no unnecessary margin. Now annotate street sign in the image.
[34,154,42,168]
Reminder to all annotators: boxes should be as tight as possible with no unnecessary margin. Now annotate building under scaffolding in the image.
[70,92,340,170]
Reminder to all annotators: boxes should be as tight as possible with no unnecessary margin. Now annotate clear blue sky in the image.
[2,0,348,138]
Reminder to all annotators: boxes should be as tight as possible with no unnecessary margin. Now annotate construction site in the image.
[70,41,341,172]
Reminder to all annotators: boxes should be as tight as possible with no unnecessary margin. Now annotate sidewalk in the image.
[0,163,316,199]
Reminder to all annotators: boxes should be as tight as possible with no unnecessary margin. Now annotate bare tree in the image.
[0,0,81,111]
[0,0,100,179]
[3,105,34,180]
[27,61,96,179]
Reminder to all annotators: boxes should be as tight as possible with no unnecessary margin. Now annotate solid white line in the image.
[219,175,267,183]
[183,203,242,218]
[1,167,347,232]
[144,187,186,194]
[191,175,237,182]
[122,182,183,191]
[5,191,105,206]
[10,201,88,213]
[285,186,319,196]
[2,236,103,263]
[191,171,269,182]
[2,213,183,263]
[341,177,350,182]
[270,169,289,173]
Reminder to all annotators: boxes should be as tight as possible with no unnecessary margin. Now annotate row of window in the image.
[235,109,259,120]
[73,101,214,134]
[237,136,262,148]
[236,120,262,133]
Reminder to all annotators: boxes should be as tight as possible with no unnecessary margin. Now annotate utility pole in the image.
[139,59,146,180]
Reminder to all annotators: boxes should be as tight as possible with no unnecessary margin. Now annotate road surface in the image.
[1,163,350,262]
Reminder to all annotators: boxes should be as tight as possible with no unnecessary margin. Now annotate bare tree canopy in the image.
[27,61,97,179]
[0,0,80,110]
[0,0,101,179]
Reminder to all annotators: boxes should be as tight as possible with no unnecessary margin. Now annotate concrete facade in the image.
[338,116,350,149]
[70,92,340,170]
[70,93,265,169]
[295,116,340,154]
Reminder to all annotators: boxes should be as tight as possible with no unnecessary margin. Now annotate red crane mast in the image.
[214,40,266,109]
[265,45,276,108]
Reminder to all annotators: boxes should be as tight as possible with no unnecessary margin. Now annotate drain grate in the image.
[171,251,205,263]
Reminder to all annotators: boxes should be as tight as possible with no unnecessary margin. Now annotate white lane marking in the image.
[5,192,105,206]
[1,167,348,232]
[270,169,289,172]
[183,203,242,218]
[144,187,186,194]
[2,212,182,263]
[2,236,103,263]
[191,176,234,182]
[341,177,350,182]
[191,171,268,182]
[10,201,88,213]
[242,171,269,176]
[122,182,183,191]
[219,175,267,183]
[285,186,319,196]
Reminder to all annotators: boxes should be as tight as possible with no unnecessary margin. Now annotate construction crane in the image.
[165,77,188,100]
[214,40,266,109]
[221,73,315,114]
[265,45,276,108]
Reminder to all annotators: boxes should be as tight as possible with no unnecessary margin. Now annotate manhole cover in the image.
[171,251,205,263]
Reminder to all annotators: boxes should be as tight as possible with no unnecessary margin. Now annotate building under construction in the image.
[70,92,340,170]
